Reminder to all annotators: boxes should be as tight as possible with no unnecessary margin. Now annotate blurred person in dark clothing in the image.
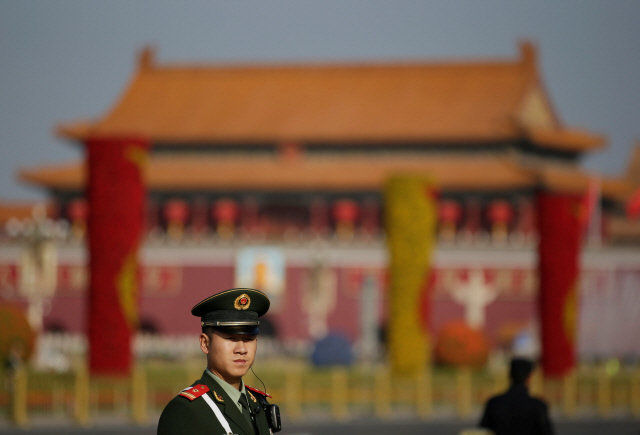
[479,358,554,435]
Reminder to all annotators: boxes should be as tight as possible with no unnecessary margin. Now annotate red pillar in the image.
[86,136,149,376]
[536,191,582,377]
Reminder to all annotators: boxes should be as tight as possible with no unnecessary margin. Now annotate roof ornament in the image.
[519,40,537,72]
[138,45,156,71]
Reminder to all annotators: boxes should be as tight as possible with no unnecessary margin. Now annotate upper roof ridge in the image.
[138,45,156,71]
[519,39,537,72]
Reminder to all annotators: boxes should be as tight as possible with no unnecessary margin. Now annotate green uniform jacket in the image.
[157,371,273,435]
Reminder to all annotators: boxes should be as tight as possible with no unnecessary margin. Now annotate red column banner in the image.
[536,191,582,378]
[86,136,149,376]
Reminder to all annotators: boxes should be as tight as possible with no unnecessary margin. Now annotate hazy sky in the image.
[1,1,639,201]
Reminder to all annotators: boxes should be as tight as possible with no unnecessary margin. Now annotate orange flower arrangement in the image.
[0,303,35,366]
[434,320,489,368]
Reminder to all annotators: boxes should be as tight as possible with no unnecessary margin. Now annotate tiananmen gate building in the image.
[4,41,640,363]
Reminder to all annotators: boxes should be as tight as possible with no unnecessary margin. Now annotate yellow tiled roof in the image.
[19,153,629,198]
[56,42,604,152]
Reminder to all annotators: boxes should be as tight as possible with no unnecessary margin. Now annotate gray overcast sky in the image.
[1,1,639,201]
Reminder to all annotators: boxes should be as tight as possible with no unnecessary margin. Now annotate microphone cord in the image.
[249,367,268,416]
[250,366,268,396]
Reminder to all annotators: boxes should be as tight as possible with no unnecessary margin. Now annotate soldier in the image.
[158,288,280,435]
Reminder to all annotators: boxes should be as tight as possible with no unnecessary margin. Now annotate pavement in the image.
[1,418,639,435]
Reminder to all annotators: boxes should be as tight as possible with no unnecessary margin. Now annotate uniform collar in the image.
[206,368,248,412]
[199,370,255,435]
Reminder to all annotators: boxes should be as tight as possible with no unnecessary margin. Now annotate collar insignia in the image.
[213,390,224,402]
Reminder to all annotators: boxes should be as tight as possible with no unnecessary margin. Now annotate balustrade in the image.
[3,361,640,427]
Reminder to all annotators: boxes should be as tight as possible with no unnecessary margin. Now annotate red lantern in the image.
[163,199,189,224]
[438,200,462,241]
[487,200,514,225]
[439,200,462,224]
[212,199,239,238]
[332,199,359,223]
[487,200,513,243]
[67,198,88,239]
[67,198,88,222]
[213,199,239,223]
[332,199,359,239]
[163,199,189,240]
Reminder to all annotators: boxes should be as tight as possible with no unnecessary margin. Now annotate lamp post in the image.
[13,204,63,332]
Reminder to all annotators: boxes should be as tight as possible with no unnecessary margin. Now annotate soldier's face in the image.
[200,330,257,387]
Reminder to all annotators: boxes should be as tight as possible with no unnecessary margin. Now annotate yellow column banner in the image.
[384,175,438,375]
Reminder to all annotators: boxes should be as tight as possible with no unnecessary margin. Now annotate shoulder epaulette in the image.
[179,384,210,401]
[247,385,272,398]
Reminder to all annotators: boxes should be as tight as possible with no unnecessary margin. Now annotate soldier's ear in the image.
[199,332,210,354]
